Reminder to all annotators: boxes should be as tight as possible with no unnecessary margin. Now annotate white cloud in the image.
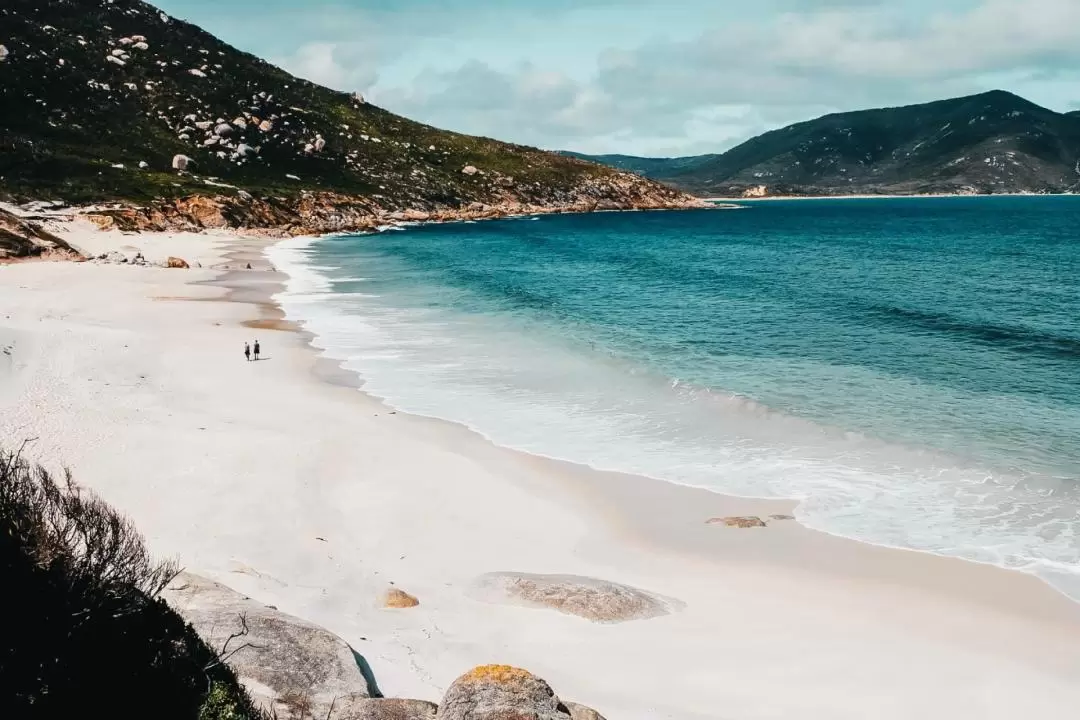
[281,0,1080,155]
[274,41,381,93]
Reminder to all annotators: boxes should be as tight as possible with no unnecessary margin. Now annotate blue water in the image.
[268,197,1080,596]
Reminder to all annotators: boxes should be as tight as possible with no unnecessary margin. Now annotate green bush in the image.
[199,682,261,720]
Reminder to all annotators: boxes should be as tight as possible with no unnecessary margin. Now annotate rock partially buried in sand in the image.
[770,514,796,522]
[436,665,571,720]
[337,697,438,720]
[564,702,607,720]
[161,573,375,718]
[382,587,420,609]
[469,572,681,623]
[166,256,190,269]
[707,515,768,528]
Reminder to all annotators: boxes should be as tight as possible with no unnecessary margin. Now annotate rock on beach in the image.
[469,572,681,623]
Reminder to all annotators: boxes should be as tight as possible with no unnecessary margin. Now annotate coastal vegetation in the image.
[0,444,263,719]
[0,0,697,233]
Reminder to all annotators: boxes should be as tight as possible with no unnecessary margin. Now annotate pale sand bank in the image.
[1,225,1079,720]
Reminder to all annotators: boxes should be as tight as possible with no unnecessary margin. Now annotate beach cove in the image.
[2,218,1080,719]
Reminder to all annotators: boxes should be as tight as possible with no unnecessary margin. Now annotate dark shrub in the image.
[0,445,262,719]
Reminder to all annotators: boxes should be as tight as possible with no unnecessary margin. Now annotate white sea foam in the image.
[266,236,1080,601]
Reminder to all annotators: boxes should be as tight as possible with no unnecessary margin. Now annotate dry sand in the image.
[1,222,1079,720]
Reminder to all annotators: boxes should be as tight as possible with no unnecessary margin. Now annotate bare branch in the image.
[220,612,250,658]
[203,612,265,672]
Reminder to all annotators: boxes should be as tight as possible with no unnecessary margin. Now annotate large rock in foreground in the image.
[436,665,571,720]
[470,572,682,623]
[161,572,374,718]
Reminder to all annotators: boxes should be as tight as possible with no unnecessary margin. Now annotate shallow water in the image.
[268,197,1080,598]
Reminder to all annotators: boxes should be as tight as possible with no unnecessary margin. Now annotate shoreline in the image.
[3,225,1080,718]
[252,233,1080,615]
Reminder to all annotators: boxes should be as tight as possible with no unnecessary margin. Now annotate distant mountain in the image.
[570,91,1080,197]
[557,152,719,180]
[0,0,695,232]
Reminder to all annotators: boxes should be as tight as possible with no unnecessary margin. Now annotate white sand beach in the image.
[2,221,1080,720]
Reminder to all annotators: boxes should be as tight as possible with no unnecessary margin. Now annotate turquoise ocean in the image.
[268,197,1080,598]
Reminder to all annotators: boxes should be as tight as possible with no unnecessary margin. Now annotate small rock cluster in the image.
[91,250,190,269]
[103,33,148,66]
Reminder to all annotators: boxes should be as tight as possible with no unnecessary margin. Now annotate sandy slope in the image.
[1,225,1079,720]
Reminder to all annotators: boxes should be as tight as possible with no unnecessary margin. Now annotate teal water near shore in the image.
[269,197,1080,597]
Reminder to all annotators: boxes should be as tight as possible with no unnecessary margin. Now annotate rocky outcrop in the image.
[166,256,190,269]
[338,697,439,720]
[160,573,376,719]
[436,666,571,720]
[77,181,705,239]
[469,572,682,623]
[0,208,81,260]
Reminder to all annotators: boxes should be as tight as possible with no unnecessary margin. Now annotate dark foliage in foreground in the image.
[0,444,262,719]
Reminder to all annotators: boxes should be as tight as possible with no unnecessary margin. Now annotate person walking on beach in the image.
[244,342,251,362]
[253,339,261,361]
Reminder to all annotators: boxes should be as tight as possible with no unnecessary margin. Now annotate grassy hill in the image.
[569,92,1080,197]
[0,0,695,220]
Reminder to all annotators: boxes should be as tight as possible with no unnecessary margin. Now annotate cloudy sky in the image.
[156,0,1080,157]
